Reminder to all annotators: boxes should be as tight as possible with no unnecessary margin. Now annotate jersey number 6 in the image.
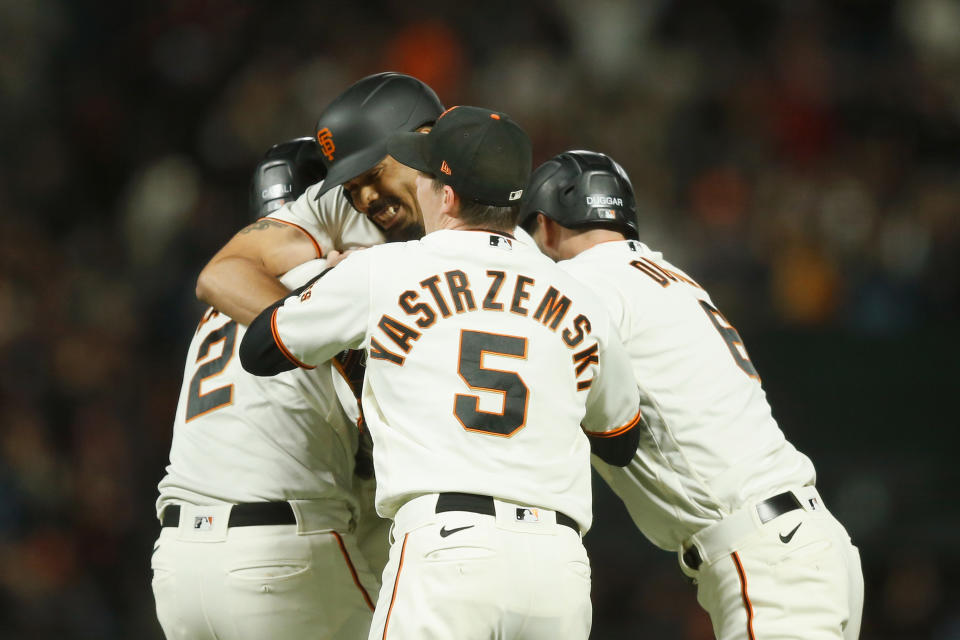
[454,329,529,437]
[699,300,759,379]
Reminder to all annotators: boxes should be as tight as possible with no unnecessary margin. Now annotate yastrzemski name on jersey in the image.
[359,265,599,390]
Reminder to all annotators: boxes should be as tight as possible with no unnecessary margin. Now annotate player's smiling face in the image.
[342,155,424,241]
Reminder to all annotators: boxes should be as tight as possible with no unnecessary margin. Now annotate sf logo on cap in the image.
[317,128,335,161]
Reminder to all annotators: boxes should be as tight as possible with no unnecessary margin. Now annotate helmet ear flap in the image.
[250,137,326,219]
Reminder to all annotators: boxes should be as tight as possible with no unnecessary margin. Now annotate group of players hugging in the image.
[152,73,863,640]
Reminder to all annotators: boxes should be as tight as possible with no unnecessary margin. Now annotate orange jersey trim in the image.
[270,308,315,370]
[382,532,409,639]
[331,531,375,611]
[732,551,756,640]
[584,405,642,437]
[270,218,324,259]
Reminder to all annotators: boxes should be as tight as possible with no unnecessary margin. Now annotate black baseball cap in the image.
[387,106,532,207]
[313,72,444,199]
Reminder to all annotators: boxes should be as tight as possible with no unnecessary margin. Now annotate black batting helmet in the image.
[313,72,444,198]
[250,137,326,219]
[519,150,639,240]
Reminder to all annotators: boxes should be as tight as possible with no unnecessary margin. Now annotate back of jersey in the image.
[563,240,815,550]
[157,307,360,516]
[352,231,639,532]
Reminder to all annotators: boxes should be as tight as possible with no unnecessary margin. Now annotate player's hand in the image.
[326,248,365,269]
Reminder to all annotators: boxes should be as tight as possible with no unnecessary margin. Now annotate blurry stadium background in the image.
[0,1,957,638]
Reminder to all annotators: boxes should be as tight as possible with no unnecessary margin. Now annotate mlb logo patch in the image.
[598,208,617,220]
[516,507,541,523]
[194,516,214,530]
[489,235,513,250]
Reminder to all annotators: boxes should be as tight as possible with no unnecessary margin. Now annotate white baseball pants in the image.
[680,486,864,639]
[151,502,381,640]
[368,493,593,640]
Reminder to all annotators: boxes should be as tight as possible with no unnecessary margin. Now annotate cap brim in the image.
[315,142,389,198]
[386,131,432,173]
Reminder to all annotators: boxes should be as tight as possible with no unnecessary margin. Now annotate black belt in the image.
[682,491,804,570]
[435,492,579,534]
[161,502,297,528]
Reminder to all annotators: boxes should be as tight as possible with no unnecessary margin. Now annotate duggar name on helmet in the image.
[585,195,623,207]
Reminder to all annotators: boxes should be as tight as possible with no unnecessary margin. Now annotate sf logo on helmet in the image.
[317,128,336,161]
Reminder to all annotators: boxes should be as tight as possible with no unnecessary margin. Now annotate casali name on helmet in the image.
[262,183,293,199]
[586,195,623,206]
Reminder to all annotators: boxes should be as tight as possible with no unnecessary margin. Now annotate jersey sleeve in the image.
[270,251,372,368]
[580,313,642,466]
[277,258,329,290]
[268,181,385,253]
[240,251,372,376]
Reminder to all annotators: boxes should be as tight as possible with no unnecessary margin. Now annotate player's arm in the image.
[580,322,642,467]
[196,216,321,325]
[199,138,333,323]
[239,251,371,376]
[198,181,384,324]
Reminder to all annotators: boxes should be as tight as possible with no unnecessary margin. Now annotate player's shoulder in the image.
[561,240,671,277]
[566,240,712,310]
[366,236,422,255]
[557,241,632,284]
[334,237,421,272]
[311,181,349,213]
[269,180,354,224]
[534,254,614,311]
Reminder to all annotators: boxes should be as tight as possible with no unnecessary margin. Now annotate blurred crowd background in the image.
[1,0,957,638]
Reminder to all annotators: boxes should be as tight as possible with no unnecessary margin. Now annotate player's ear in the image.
[440,184,460,218]
[538,213,558,249]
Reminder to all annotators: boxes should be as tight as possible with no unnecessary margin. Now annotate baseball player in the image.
[153,139,386,640]
[196,72,443,326]
[519,150,865,640]
[251,135,394,575]
[199,71,444,576]
[239,107,644,640]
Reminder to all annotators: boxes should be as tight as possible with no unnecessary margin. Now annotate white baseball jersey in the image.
[268,181,386,252]
[157,179,384,514]
[158,262,364,513]
[266,229,642,532]
[561,240,816,550]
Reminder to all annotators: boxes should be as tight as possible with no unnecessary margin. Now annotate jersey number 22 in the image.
[185,320,238,421]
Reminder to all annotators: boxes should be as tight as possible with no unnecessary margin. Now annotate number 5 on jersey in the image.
[454,329,529,437]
